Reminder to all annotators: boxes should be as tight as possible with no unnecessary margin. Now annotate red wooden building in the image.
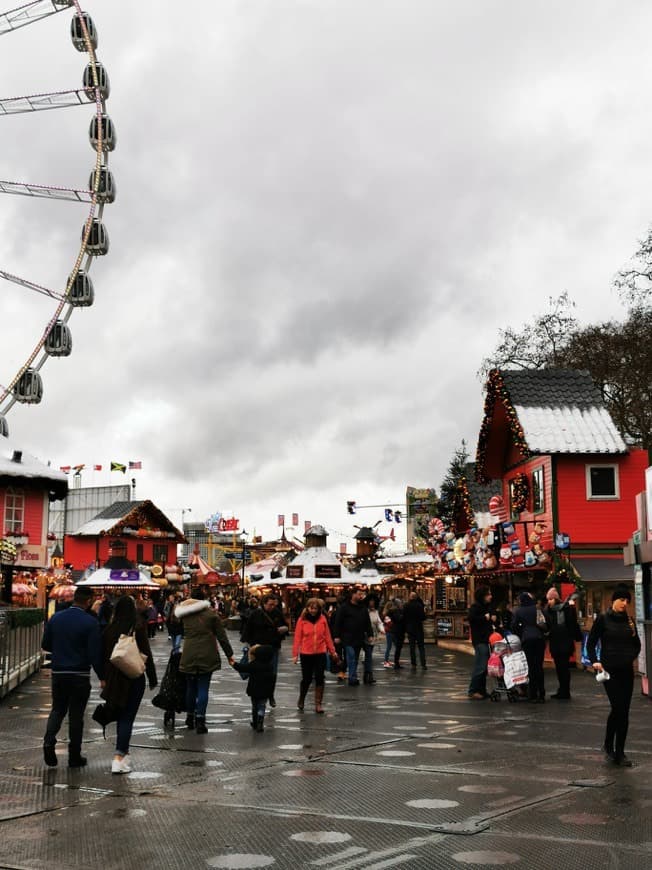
[475,368,649,617]
[0,437,68,602]
[64,499,186,574]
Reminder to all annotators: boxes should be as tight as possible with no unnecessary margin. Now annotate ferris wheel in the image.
[0,0,114,436]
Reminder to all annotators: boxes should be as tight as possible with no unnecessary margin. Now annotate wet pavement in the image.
[1,635,651,869]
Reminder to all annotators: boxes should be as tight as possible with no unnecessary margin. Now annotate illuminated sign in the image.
[205,512,240,534]
[286,565,304,579]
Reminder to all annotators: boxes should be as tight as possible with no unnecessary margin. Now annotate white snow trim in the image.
[175,599,210,618]
[514,405,627,454]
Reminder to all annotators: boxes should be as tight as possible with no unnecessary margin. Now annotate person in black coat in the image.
[403,592,428,670]
[467,585,495,699]
[545,587,582,700]
[242,594,289,707]
[588,585,641,767]
[232,644,275,732]
[511,591,546,702]
[101,596,157,774]
[331,589,373,686]
[385,597,406,670]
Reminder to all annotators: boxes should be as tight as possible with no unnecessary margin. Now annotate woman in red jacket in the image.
[292,598,337,714]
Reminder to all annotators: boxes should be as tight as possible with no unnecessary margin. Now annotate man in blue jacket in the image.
[42,586,104,767]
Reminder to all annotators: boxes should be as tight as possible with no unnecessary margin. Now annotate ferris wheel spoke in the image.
[0,269,66,302]
[0,1,71,36]
[0,179,93,202]
[0,86,97,115]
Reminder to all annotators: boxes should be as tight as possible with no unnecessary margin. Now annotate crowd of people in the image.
[40,581,641,773]
[467,582,641,766]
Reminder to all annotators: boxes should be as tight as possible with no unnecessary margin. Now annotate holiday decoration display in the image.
[475,369,529,484]
[511,472,530,513]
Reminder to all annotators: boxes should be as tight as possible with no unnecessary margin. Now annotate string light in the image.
[476,369,529,484]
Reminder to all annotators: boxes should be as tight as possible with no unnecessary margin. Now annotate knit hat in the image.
[546,587,561,601]
[518,591,533,606]
[611,584,632,603]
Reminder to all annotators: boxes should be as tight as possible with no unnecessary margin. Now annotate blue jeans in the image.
[171,634,182,653]
[185,672,212,717]
[345,645,361,682]
[116,675,146,756]
[384,632,395,661]
[251,697,266,721]
[468,642,489,696]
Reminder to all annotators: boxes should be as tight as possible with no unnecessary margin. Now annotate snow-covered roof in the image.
[0,436,68,499]
[513,404,627,454]
[76,567,159,589]
[502,369,627,455]
[376,554,434,565]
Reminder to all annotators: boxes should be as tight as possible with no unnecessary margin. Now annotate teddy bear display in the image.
[499,543,513,567]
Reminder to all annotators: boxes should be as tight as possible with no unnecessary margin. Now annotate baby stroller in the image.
[488,632,528,702]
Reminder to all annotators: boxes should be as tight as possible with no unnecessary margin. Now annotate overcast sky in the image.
[2,1,652,551]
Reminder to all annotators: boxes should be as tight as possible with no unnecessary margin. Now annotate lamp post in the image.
[180,508,191,561]
[240,530,248,601]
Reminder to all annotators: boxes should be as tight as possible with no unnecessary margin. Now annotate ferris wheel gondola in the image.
[0,0,114,432]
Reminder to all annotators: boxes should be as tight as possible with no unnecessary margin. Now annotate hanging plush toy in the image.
[511,541,524,567]
[453,537,465,564]
[483,550,498,570]
[499,543,513,567]
[445,550,458,571]
[524,548,537,567]
[463,552,475,574]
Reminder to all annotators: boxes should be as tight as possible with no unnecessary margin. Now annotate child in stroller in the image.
[487,631,529,702]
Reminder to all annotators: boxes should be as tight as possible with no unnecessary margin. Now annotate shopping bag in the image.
[503,650,528,689]
[152,650,186,711]
[487,652,505,678]
[110,632,147,678]
[581,632,600,667]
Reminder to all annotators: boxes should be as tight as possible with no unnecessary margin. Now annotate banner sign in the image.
[109,570,140,582]
[314,564,341,579]
[286,565,304,579]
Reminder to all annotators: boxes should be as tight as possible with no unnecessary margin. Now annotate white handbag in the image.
[110,632,147,678]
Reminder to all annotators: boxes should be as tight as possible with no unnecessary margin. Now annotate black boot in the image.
[164,711,175,728]
[364,672,376,684]
[297,681,309,712]
[195,717,208,734]
[255,713,265,733]
[185,713,195,729]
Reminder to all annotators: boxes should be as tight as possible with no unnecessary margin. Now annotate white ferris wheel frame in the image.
[0,0,111,420]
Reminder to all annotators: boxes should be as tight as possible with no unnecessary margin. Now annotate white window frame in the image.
[4,487,25,532]
[585,464,620,500]
[532,466,545,514]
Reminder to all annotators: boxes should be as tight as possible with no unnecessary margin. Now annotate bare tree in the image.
[614,228,652,306]
[479,293,577,378]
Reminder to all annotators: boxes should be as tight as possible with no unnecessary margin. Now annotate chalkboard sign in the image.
[435,578,447,610]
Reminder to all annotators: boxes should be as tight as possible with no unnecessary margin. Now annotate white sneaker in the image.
[111,755,132,774]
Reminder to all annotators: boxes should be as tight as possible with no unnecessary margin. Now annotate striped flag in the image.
[277,514,285,527]
[292,513,299,526]
[110,461,126,473]
[128,461,142,470]
[304,520,311,533]
[59,465,71,474]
